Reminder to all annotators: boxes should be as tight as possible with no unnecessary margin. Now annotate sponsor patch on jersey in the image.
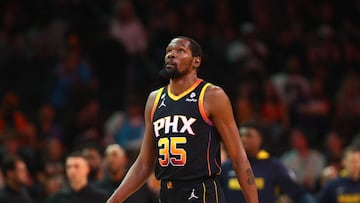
[185,92,197,102]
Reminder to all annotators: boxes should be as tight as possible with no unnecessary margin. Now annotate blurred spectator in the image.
[113,95,145,161]
[64,99,103,149]
[332,74,360,144]
[323,131,345,171]
[226,22,268,65]
[96,144,158,202]
[41,175,65,203]
[226,22,268,88]
[307,25,341,68]
[38,138,65,178]
[35,104,62,142]
[0,129,20,158]
[271,55,310,107]
[35,138,66,203]
[260,79,289,143]
[281,128,325,192]
[319,131,345,187]
[235,81,258,124]
[0,92,29,134]
[318,144,360,203]
[82,144,105,184]
[0,129,36,176]
[96,144,127,196]
[103,111,125,146]
[343,37,360,73]
[0,155,33,203]
[46,151,107,203]
[293,77,331,146]
[19,123,38,150]
[44,34,97,111]
[109,0,148,56]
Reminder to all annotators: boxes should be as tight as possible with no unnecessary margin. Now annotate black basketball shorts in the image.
[159,176,227,203]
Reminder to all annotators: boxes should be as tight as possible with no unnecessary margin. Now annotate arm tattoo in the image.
[246,168,255,185]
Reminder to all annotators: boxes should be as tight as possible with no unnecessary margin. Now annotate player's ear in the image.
[193,57,201,68]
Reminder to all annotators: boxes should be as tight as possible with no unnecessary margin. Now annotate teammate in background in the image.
[107,36,258,203]
[0,155,33,203]
[221,121,315,203]
[317,144,360,203]
[46,152,107,203]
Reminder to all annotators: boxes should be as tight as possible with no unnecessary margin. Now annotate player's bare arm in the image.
[107,90,158,203]
[204,85,258,203]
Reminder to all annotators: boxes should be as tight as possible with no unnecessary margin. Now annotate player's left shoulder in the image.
[202,83,232,116]
[204,83,228,99]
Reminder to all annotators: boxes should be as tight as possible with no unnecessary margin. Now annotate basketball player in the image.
[221,121,315,203]
[107,36,258,203]
[318,144,360,203]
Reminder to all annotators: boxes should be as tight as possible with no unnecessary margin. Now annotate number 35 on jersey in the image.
[153,115,197,167]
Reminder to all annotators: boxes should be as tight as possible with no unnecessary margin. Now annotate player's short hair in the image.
[66,151,89,164]
[176,36,202,58]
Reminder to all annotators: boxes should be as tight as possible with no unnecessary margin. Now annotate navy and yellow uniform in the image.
[151,79,226,203]
[221,150,311,203]
[318,173,360,203]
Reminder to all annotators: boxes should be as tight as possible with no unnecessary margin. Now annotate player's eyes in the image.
[166,48,186,54]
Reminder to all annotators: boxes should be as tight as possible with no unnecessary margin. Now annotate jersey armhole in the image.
[199,83,213,126]
[150,87,164,122]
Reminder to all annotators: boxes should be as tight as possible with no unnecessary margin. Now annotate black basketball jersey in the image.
[151,79,222,181]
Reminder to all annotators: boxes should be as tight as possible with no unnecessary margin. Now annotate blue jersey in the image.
[151,79,222,181]
[221,150,308,203]
[318,176,360,203]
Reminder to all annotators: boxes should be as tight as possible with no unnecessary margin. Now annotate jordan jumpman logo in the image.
[188,189,199,200]
[159,94,166,108]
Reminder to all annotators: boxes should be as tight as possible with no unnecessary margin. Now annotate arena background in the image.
[0,0,359,201]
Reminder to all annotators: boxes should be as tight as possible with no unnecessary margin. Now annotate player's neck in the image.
[169,75,199,96]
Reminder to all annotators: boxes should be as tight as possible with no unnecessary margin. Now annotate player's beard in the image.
[159,64,182,79]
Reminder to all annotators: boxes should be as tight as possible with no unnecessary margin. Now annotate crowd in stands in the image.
[0,0,360,202]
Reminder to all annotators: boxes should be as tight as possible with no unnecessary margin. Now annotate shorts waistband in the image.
[161,176,218,189]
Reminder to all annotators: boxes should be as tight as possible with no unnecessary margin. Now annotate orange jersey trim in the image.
[199,83,213,126]
[151,87,164,122]
[167,79,203,101]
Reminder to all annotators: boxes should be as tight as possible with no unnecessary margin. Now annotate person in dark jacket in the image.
[96,144,159,203]
[0,155,33,203]
[46,151,107,203]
